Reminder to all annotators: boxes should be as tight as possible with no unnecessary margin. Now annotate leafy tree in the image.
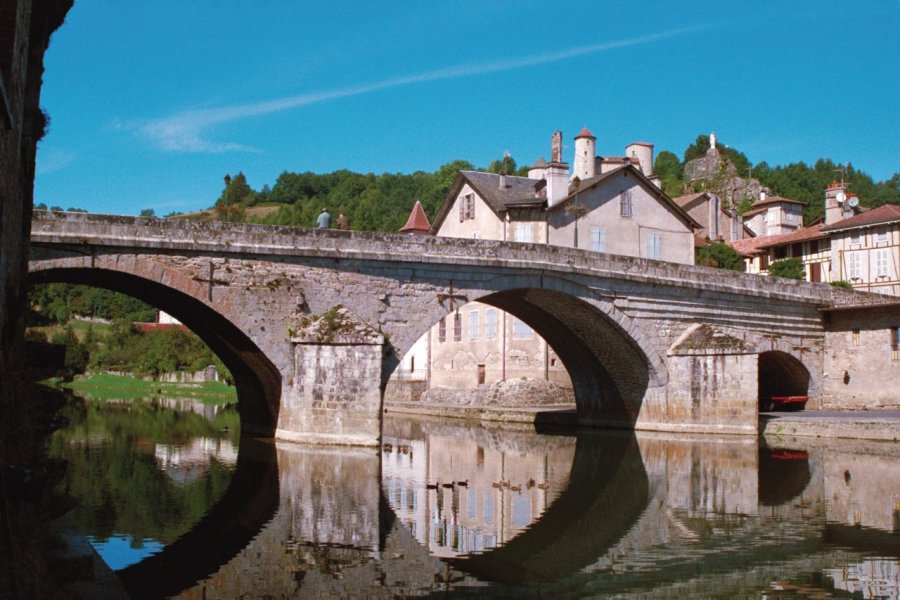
[768,258,805,280]
[51,325,89,373]
[215,172,256,221]
[654,151,683,196]
[683,134,711,163]
[139,208,156,218]
[35,202,47,210]
[696,242,745,271]
[487,154,517,175]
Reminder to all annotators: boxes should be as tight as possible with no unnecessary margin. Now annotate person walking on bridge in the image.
[316,208,331,228]
[337,211,350,230]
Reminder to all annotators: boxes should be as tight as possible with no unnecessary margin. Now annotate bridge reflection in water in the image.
[120,416,899,599]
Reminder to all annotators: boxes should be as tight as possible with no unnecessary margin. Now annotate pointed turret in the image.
[400,200,431,234]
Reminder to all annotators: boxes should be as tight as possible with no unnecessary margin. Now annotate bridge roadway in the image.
[27,211,872,445]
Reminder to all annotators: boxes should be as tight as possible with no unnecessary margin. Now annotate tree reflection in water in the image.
[53,398,900,599]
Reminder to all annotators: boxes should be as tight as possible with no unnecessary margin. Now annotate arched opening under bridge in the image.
[757,350,810,412]
[28,267,282,435]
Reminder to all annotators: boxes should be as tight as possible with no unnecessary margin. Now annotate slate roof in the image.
[460,171,544,212]
[429,171,544,232]
[820,203,900,232]
[547,164,701,230]
[673,192,709,208]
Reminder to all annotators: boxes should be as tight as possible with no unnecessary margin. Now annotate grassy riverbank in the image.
[60,372,237,404]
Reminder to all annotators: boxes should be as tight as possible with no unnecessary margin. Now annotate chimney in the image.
[498,173,506,189]
[546,130,570,207]
[759,191,767,202]
[824,181,846,226]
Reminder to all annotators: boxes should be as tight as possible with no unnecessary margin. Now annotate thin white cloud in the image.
[36,147,77,175]
[138,26,704,153]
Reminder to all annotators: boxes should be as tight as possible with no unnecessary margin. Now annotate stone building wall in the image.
[822,306,900,408]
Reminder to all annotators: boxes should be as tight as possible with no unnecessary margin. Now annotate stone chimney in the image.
[546,130,570,207]
[824,181,846,226]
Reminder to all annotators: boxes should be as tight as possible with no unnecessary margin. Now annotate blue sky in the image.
[35,1,899,216]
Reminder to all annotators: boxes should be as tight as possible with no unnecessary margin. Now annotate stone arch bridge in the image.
[29,212,850,445]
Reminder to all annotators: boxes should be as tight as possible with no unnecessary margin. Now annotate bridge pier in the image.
[277,308,384,446]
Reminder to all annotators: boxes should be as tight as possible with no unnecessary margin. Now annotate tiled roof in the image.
[399,200,431,233]
[531,156,548,168]
[820,203,900,232]
[575,127,595,139]
[727,223,826,255]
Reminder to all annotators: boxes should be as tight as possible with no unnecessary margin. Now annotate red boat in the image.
[762,395,808,411]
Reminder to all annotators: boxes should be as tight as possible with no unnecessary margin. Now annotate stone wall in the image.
[822,305,900,408]
[28,212,898,441]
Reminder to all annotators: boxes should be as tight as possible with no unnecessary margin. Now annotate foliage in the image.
[46,393,238,545]
[30,283,157,323]
[683,134,711,163]
[487,154,517,175]
[251,161,472,232]
[50,325,89,373]
[696,242,745,271]
[64,372,236,404]
[768,258,805,280]
[753,159,898,223]
[654,150,684,196]
[830,280,853,289]
[90,322,232,382]
[139,208,156,218]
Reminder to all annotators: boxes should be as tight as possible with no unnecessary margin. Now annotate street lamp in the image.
[223,174,231,223]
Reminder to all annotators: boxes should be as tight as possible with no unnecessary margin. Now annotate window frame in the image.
[591,227,606,253]
[647,232,661,260]
[619,189,633,218]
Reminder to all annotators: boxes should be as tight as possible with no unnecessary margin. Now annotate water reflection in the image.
[53,399,900,599]
[381,417,577,558]
[48,392,240,566]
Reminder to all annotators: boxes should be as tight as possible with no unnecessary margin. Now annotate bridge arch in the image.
[28,266,281,435]
[758,350,810,411]
[390,273,668,426]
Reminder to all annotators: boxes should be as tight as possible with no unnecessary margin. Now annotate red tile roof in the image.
[399,200,431,233]
[820,203,900,232]
[575,127,595,139]
[727,223,826,255]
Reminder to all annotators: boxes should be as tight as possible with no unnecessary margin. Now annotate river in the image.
[48,390,899,599]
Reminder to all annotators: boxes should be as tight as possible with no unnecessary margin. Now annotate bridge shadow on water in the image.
[447,429,649,585]
[111,425,648,598]
[116,438,279,600]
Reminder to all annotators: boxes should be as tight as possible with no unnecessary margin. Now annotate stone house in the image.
[418,128,699,390]
[728,182,899,297]
[741,192,806,237]
[821,202,900,296]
